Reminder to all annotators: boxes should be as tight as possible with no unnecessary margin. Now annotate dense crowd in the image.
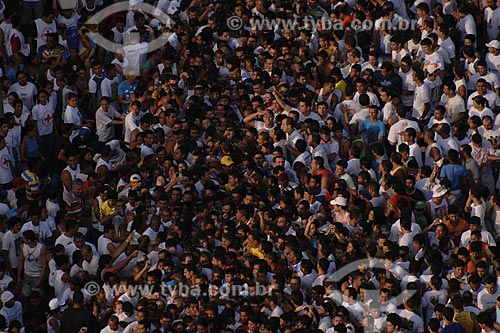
[0,0,498,332]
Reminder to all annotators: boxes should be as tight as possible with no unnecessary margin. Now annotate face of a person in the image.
[68,97,78,107]
[487,282,497,294]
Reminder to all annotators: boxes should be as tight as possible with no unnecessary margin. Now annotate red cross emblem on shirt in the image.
[2,157,9,169]
[45,113,52,124]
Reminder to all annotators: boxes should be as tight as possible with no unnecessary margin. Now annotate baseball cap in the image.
[330,197,347,207]
[221,156,235,166]
[415,202,425,210]
[486,40,500,49]
[1,291,14,303]
[49,298,61,310]
[130,174,142,182]
[149,19,162,29]
[79,127,91,137]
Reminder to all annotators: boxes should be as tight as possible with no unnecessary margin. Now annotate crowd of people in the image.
[0,0,499,332]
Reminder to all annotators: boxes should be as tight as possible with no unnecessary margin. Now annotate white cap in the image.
[149,19,162,29]
[167,0,180,14]
[253,46,266,55]
[130,174,142,182]
[486,40,500,49]
[432,185,447,198]
[49,298,61,310]
[330,196,347,207]
[426,63,438,74]
[1,291,14,303]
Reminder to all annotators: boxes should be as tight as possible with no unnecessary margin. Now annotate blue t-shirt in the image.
[118,80,137,114]
[440,163,467,191]
[440,323,463,333]
[361,119,385,144]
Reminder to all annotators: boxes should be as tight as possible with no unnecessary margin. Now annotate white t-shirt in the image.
[468,72,500,91]
[467,91,500,110]
[64,105,83,142]
[399,69,416,106]
[477,287,500,310]
[0,146,13,185]
[439,37,456,60]
[398,309,424,333]
[354,91,380,106]
[388,119,419,146]
[412,83,431,119]
[20,221,52,242]
[2,230,19,269]
[424,51,445,71]
[32,102,55,136]
[8,82,37,111]
[124,112,140,145]
[100,76,119,96]
[0,301,23,326]
[486,52,500,73]
[469,107,495,119]
[96,106,122,143]
[457,14,476,41]
[82,255,99,277]
[123,42,148,76]
[440,94,466,123]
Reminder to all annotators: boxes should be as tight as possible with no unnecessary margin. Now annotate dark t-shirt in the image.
[373,71,403,95]
[61,307,99,333]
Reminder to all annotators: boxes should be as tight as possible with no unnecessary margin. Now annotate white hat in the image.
[1,291,14,303]
[253,46,266,55]
[49,298,61,310]
[149,19,162,29]
[486,40,500,49]
[330,197,347,207]
[427,63,438,74]
[432,185,447,198]
[129,174,142,182]
[167,0,180,14]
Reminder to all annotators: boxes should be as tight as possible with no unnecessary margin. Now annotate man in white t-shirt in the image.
[388,106,419,147]
[8,72,37,111]
[467,79,500,110]
[2,218,20,276]
[420,38,445,80]
[398,298,425,333]
[124,101,142,147]
[456,4,476,43]
[440,81,466,125]
[412,69,431,121]
[468,60,500,95]
[100,65,121,111]
[95,97,125,143]
[477,275,500,311]
[487,40,500,70]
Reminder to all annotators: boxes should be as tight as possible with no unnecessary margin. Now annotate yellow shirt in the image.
[453,311,474,333]
[335,80,346,101]
[100,200,113,217]
[248,246,265,259]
